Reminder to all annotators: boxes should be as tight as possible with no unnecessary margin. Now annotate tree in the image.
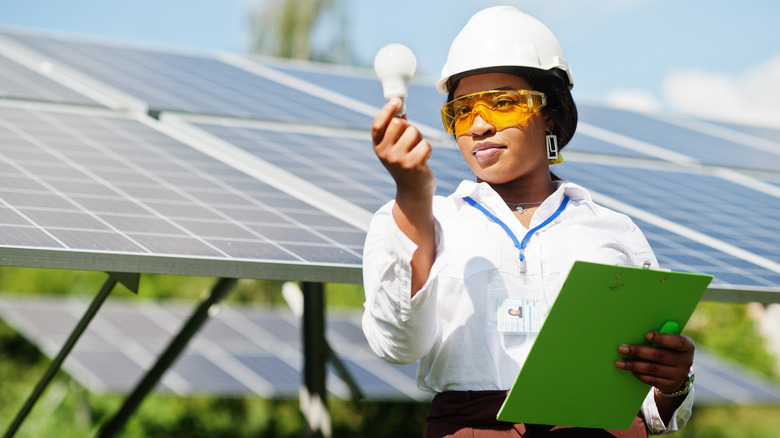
[251,0,353,65]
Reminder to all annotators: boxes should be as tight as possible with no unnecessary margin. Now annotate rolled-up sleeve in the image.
[641,387,693,434]
[361,201,444,364]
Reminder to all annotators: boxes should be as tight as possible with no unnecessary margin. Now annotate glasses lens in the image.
[440,90,546,136]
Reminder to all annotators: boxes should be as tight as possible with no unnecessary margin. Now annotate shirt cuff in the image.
[641,386,694,434]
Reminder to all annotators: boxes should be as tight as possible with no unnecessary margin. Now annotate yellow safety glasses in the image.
[440,89,547,136]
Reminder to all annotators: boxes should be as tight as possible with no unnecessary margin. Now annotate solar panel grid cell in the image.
[70,350,146,391]
[191,121,471,213]
[566,131,656,159]
[236,355,300,389]
[704,120,780,149]
[193,124,394,211]
[340,360,403,393]
[0,52,99,106]
[172,353,253,393]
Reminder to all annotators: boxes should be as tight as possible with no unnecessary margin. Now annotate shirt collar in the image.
[453,179,594,226]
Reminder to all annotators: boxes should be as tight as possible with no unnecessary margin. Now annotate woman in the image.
[362,6,694,437]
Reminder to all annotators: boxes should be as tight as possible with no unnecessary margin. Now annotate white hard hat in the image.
[437,6,573,94]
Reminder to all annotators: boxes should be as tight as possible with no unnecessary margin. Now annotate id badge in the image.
[497,298,544,333]
[487,270,559,335]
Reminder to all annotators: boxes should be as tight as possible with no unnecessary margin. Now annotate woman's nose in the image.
[468,107,495,136]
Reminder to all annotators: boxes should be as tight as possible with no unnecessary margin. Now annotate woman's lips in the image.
[472,143,506,161]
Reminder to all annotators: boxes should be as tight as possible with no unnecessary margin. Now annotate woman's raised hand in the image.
[371,98,435,199]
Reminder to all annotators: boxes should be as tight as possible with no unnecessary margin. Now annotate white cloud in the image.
[662,55,780,127]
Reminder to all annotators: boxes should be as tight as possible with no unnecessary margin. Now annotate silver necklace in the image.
[506,201,543,213]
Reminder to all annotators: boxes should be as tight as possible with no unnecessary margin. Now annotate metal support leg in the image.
[4,274,120,438]
[301,282,330,438]
[96,277,237,437]
[282,282,363,404]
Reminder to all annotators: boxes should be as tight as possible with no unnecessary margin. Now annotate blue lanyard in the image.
[462,195,569,272]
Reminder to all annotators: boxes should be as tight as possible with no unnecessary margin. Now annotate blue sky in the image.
[1,0,779,126]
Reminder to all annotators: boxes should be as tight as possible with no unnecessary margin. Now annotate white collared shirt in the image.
[362,179,692,434]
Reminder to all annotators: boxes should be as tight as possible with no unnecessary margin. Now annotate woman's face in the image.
[452,72,550,185]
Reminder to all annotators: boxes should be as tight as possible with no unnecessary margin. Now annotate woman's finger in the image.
[371,98,404,145]
[646,332,695,353]
[615,356,689,392]
[396,123,424,153]
[618,345,687,366]
[629,371,680,392]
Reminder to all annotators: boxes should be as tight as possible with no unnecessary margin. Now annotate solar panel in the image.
[629,217,780,288]
[2,293,777,405]
[260,59,780,178]
[0,52,99,106]
[576,105,780,172]
[716,121,780,145]
[0,30,374,129]
[559,160,780,262]
[0,294,428,401]
[0,101,363,282]
[763,175,780,190]
[176,116,470,212]
[566,124,660,160]
[261,58,447,133]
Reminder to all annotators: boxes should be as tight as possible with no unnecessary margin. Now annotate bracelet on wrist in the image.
[656,369,695,398]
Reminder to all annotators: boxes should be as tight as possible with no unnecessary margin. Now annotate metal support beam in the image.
[301,282,330,438]
[96,277,237,437]
[4,273,125,438]
[282,281,363,404]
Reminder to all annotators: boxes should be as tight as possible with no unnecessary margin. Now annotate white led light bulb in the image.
[374,43,417,117]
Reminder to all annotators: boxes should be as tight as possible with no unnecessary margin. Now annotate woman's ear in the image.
[542,113,555,132]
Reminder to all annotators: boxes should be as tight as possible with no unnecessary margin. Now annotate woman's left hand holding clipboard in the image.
[615,331,695,424]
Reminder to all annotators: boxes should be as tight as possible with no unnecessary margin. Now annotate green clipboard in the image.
[496,261,713,429]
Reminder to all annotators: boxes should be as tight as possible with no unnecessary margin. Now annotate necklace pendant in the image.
[515,205,525,213]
